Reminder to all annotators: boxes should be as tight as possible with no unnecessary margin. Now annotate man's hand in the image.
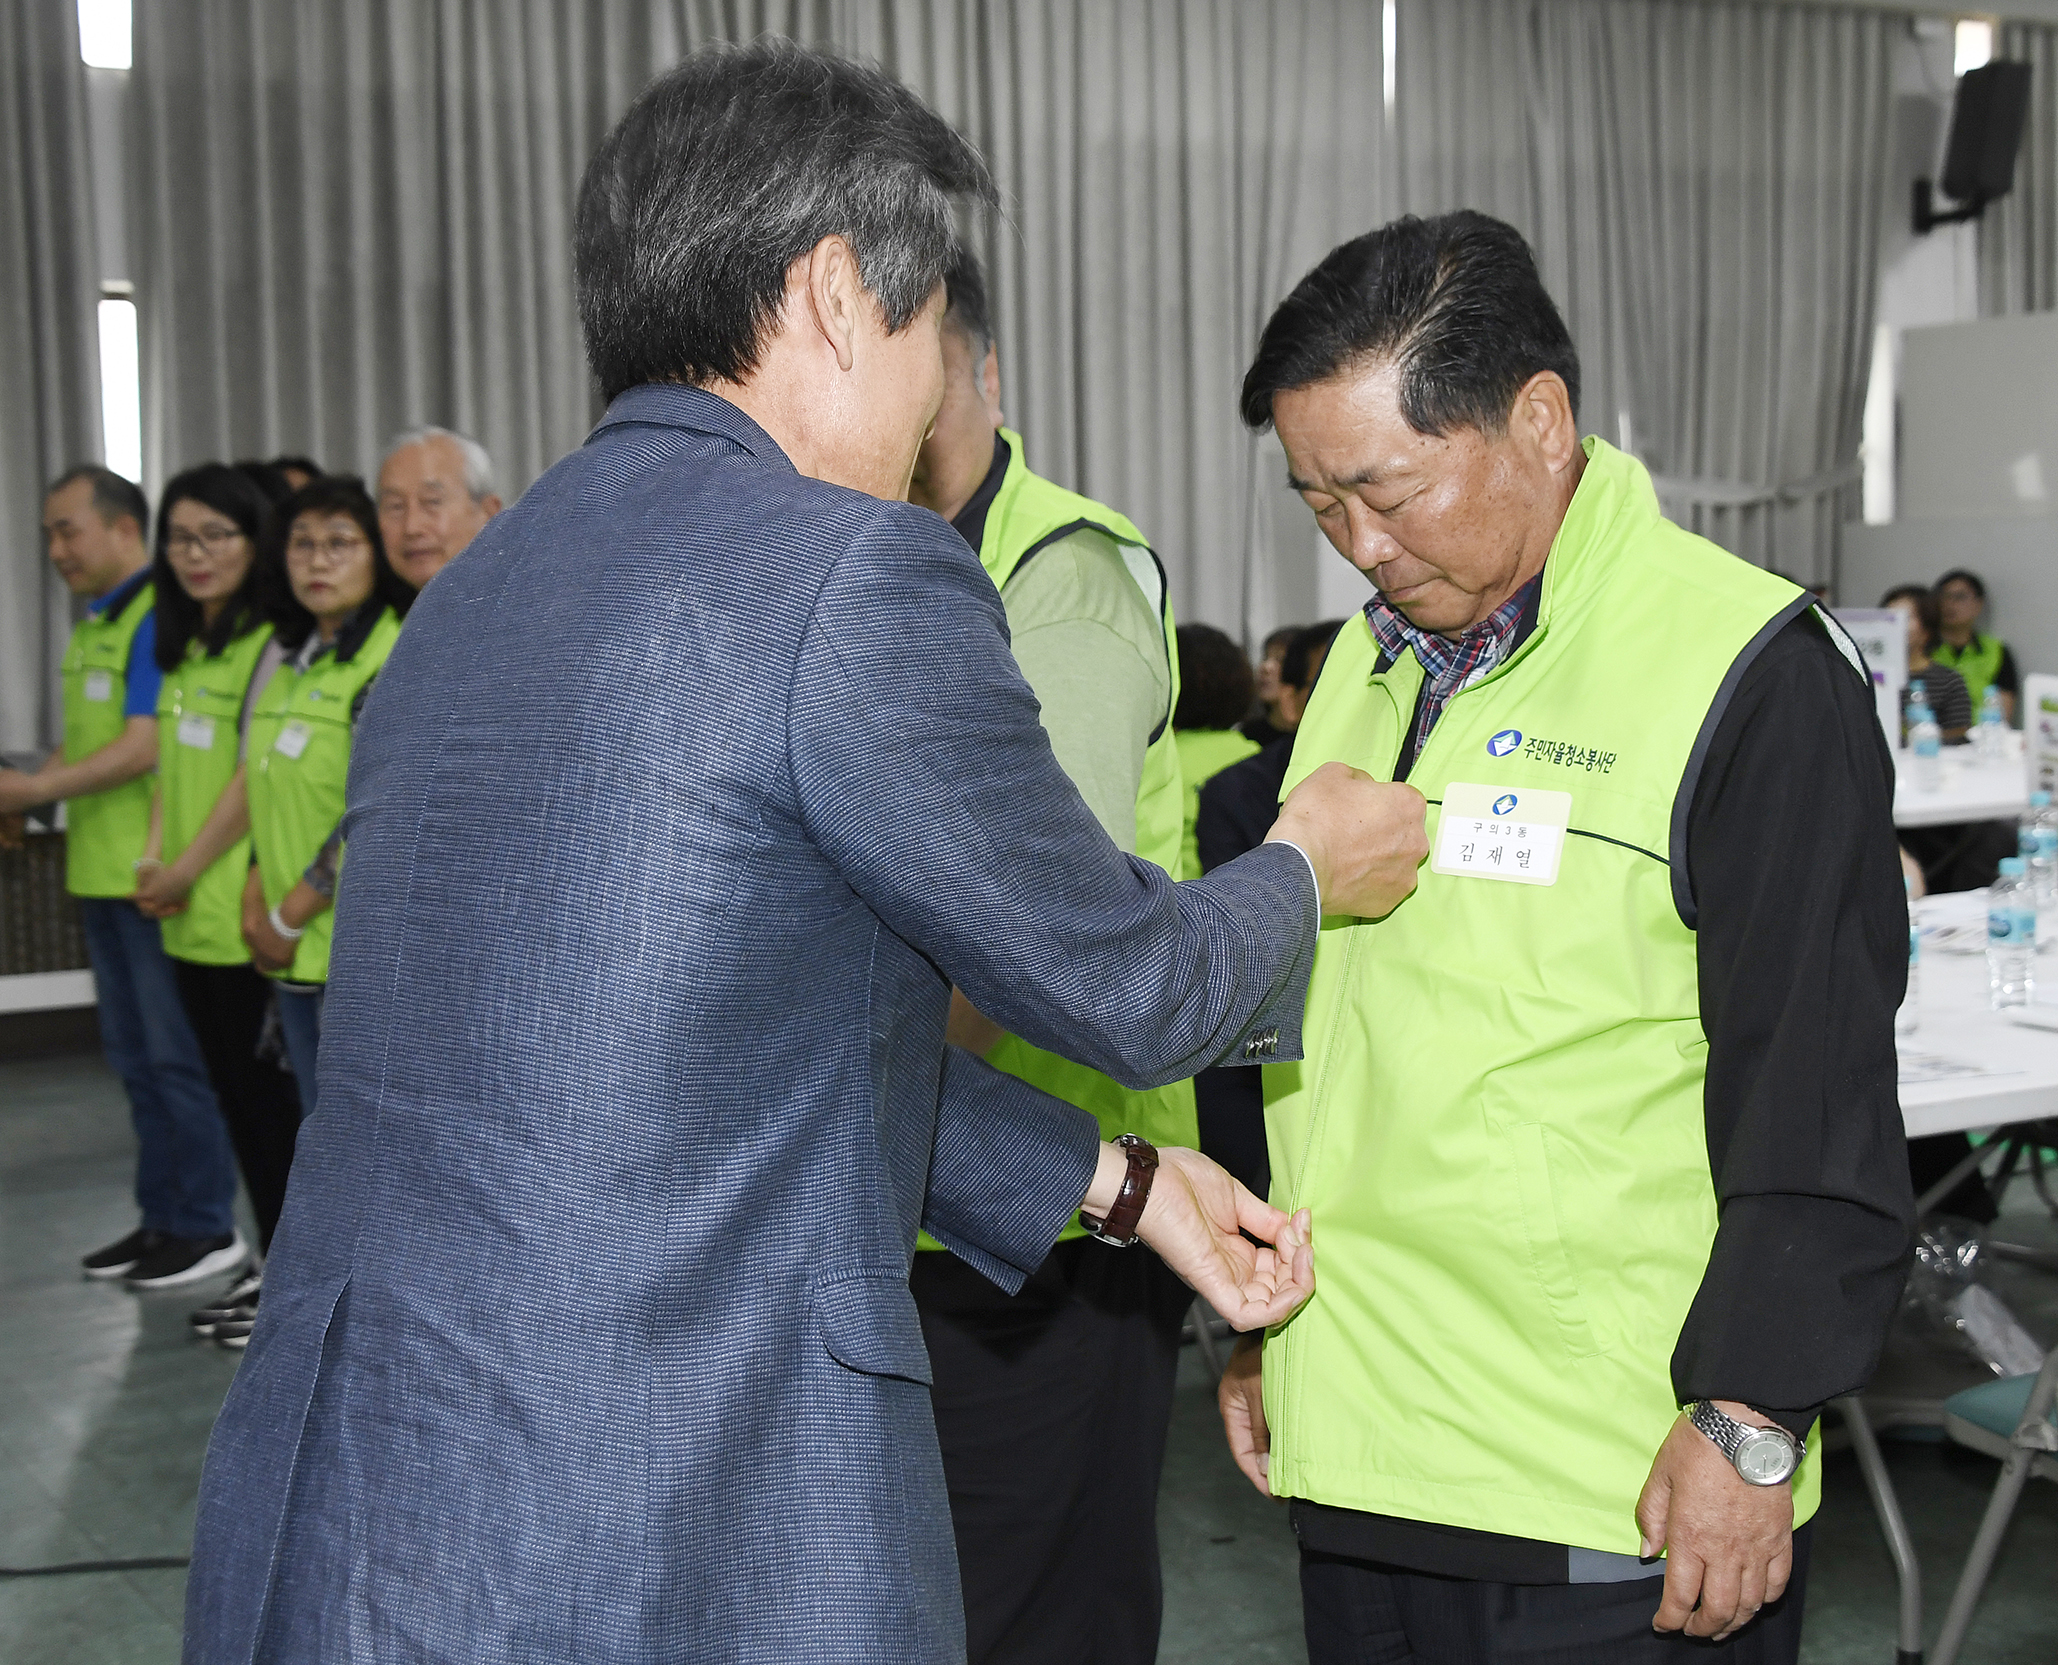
[0,812,25,850]
[0,768,40,816]
[1636,1406,1795,1641]
[1268,762,1428,919]
[1097,1144,1312,1330]
[133,860,192,919]
[1218,1333,1273,1496]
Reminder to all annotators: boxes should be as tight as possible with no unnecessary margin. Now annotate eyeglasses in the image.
[287,533,370,566]
[166,525,247,556]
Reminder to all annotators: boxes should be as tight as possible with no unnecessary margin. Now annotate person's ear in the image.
[801,235,866,374]
[480,494,503,519]
[981,342,1003,428]
[1512,371,1580,475]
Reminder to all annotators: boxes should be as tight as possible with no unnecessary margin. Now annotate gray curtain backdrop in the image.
[1397,0,1895,585]
[1,0,101,755]
[1980,22,2058,318]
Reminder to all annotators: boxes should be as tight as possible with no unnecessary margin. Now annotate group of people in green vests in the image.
[0,428,499,1344]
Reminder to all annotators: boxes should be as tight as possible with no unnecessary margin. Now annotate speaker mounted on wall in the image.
[1916,60,2033,234]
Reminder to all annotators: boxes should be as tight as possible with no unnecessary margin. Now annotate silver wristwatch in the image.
[1688,1401,1803,1486]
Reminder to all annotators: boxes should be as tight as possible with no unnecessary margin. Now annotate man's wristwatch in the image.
[1688,1400,1804,1486]
[1080,1134,1159,1248]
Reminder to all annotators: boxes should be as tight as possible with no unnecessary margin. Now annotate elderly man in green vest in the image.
[1217,212,1915,1665]
[904,243,1196,1664]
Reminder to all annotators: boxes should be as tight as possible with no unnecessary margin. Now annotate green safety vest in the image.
[1262,439,1840,1555]
[156,623,275,965]
[246,609,402,985]
[1173,726,1261,881]
[60,577,157,899]
[1932,632,2007,710]
[921,430,1196,1252]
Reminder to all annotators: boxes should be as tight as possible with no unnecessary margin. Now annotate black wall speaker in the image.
[1916,60,2033,232]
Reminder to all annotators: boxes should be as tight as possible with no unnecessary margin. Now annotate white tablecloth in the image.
[1900,890,2058,1137]
[1892,742,2029,829]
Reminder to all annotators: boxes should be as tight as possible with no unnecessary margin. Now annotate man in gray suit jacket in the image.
[183,41,1427,1665]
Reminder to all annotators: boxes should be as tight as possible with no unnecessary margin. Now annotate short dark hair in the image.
[1881,584,1941,652]
[1173,624,1256,730]
[270,454,323,481]
[1240,212,1580,436]
[1935,568,1987,601]
[232,459,297,507]
[48,464,150,540]
[1283,620,1345,692]
[941,240,993,360]
[152,464,277,670]
[1262,626,1302,657]
[259,475,415,658]
[575,40,995,401]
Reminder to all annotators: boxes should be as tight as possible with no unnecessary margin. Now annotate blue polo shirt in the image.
[89,568,161,717]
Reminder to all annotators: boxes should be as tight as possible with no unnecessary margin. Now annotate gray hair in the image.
[381,425,495,502]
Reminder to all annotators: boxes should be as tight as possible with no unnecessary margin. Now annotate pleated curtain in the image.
[0,0,101,756]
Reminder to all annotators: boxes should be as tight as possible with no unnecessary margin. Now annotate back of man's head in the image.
[1283,620,1345,693]
[1240,211,1580,436]
[941,240,993,363]
[46,464,150,542]
[575,40,995,402]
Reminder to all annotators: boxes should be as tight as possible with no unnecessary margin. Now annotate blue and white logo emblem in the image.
[1492,793,1518,817]
[1487,728,1522,757]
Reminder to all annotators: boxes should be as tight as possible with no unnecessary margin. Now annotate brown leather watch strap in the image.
[1080,1134,1159,1247]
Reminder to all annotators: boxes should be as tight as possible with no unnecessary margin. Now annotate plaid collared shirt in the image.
[1364,572,1542,766]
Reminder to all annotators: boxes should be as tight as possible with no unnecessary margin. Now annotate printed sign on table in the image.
[1832,608,1907,750]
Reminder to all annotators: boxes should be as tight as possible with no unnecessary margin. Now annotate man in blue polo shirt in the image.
[0,467,240,1290]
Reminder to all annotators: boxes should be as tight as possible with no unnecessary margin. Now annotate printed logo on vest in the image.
[1487,729,1522,757]
[1492,793,1518,816]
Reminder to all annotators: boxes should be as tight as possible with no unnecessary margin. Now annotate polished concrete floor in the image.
[4,1044,2055,1664]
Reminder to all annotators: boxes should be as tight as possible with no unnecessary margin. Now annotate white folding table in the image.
[1893,746,2030,831]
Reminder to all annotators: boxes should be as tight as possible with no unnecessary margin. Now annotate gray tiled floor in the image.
[5,1048,2057,1663]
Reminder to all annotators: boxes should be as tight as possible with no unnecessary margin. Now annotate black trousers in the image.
[1302,1522,1813,1665]
[911,1235,1193,1665]
[172,959,303,1254]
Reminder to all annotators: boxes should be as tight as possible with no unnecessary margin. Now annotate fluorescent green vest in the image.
[1262,440,1832,1555]
[247,610,402,985]
[157,622,274,965]
[1932,632,2007,710]
[1173,727,1261,881]
[927,429,1195,1250]
[60,577,157,898]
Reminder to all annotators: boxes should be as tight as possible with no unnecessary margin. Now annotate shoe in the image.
[123,1232,245,1290]
[83,1227,167,1280]
[188,1269,263,1337]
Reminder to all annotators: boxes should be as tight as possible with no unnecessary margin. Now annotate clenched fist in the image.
[1268,762,1428,919]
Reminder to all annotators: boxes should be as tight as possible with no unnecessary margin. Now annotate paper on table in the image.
[1898,1050,2016,1085]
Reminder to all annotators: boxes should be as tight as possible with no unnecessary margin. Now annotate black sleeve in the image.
[1672,611,1916,1438]
[1195,741,1293,873]
[1995,643,2021,697]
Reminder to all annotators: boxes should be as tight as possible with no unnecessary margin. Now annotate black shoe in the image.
[123,1232,245,1290]
[188,1270,263,1337]
[83,1227,167,1280]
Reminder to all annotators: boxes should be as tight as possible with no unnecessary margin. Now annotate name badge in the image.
[83,670,115,703]
[177,714,217,751]
[273,721,312,760]
[1431,782,1572,886]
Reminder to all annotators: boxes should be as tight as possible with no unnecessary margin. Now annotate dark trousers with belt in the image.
[171,960,303,1254]
[911,1234,1193,1665]
[1302,1522,1813,1665]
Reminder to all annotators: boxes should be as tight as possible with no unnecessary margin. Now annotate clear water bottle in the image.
[1989,857,2037,1008]
[1976,685,2006,758]
[1907,683,1943,792]
[1897,876,1920,1035]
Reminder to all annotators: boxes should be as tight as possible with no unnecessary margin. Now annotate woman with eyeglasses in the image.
[242,476,413,1136]
[132,465,307,1339]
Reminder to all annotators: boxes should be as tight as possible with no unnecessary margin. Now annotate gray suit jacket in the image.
[183,385,1317,1663]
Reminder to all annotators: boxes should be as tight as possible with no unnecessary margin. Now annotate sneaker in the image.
[123,1232,245,1291]
[83,1227,167,1280]
[188,1270,263,1337]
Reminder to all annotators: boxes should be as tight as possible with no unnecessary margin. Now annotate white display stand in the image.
[2023,672,2058,798]
[1833,607,1907,751]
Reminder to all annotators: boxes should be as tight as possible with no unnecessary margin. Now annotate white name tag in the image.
[272,721,312,760]
[177,714,217,751]
[83,670,115,703]
[1431,782,1572,886]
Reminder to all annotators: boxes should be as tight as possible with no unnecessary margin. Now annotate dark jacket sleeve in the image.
[1672,612,1917,1434]
[1195,740,1294,873]
[788,502,1319,1090]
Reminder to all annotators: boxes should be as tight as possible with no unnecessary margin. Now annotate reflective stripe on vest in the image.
[1259,439,1835,1553]
[60,578,156,898]
[157,623,275,965]
[247,609,402,985]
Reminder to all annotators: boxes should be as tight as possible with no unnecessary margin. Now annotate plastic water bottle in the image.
[1976,686,2006,759]
[1907,683,1943,792]
[1897,877,1920,1036]
[1988,857,2036,1008]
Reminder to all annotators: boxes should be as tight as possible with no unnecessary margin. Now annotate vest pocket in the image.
[1507,1123,1603,1361]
